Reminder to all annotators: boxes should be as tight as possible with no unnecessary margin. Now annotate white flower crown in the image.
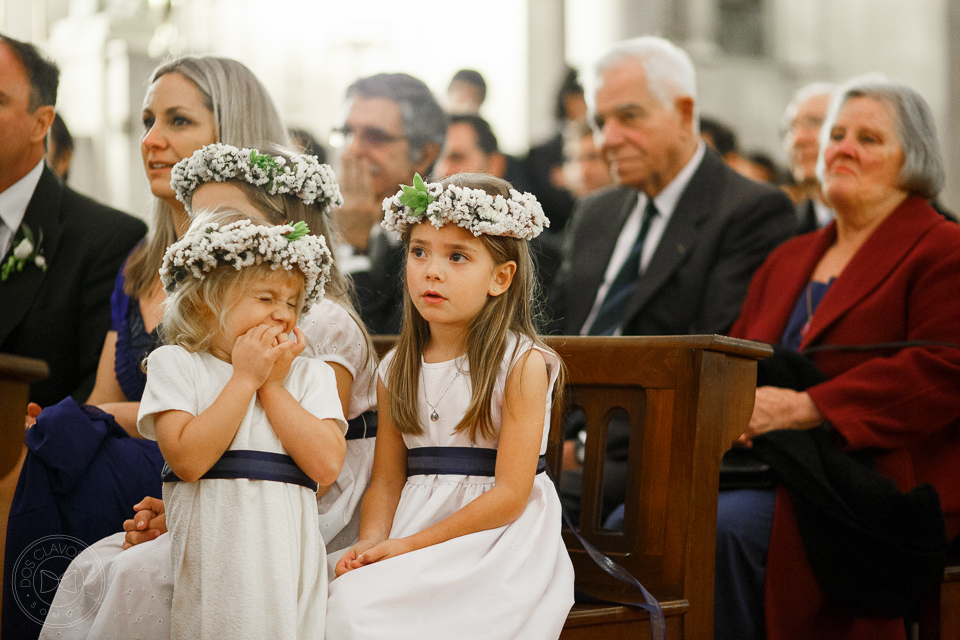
[171,143,344,213]
[381,174,549,240]
[160,219,333,314]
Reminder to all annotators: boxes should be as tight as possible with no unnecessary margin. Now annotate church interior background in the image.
[3,0,959,220]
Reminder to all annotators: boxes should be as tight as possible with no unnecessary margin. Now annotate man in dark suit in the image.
[0,35,146,408]
[547,37,796,519]
[329,73,446,334]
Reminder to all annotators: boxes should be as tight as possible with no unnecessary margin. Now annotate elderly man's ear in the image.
[674,96,696,135]
[31,105,56,145]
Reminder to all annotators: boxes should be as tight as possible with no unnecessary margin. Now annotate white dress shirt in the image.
[0,160,45,257]
[581,142,707,336]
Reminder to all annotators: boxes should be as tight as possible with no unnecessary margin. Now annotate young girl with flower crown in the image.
[138,210,346,640]
[41,146,378,640]
[326,173,575,639]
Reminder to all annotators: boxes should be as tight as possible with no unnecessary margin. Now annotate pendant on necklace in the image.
[430,410,439,421]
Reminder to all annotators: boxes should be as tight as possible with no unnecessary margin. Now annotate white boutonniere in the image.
[2,224,47,281]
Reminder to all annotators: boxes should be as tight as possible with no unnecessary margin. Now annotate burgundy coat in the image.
[729,195,960,640]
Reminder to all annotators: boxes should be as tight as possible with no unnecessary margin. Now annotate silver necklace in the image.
[423,369,460,421]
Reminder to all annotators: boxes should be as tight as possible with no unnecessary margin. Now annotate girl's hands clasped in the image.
[231,324,304,390]
[263,327,307,389]
[335,536,415,577]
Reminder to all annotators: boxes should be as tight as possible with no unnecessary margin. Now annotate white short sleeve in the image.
[137,345,201,440]
[299,299,367,377]
[290,357,349,435]
[299,299,378,419]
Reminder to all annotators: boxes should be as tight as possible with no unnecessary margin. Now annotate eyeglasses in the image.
[789,116,825,134]
[329,126,406,149]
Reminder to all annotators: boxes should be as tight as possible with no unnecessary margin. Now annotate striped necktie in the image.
[588,199,659,336]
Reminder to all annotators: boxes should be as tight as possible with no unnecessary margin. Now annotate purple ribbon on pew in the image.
[548,467,667,640]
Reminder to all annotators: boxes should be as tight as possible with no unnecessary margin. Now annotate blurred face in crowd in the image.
[593,58,696,197]
[562,132,614,198]
[785,92,831,184]
[0,43,55,189]
[436,122,504,178]
[446,80,483,114]
[340,96,427,201]
[822,96,906,211]
[140,72,217,207]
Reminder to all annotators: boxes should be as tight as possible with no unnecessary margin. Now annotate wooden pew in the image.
[546,336,768,640]
[374,334,770,639]
[0,353,47,477]
[0,353,49,624]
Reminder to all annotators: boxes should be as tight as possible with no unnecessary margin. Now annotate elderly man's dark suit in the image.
[0,166,146,407]
[549,148,796,337]
[547,148,796,517]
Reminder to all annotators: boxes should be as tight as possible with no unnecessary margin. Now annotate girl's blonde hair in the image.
[124,55,291,301]
[389,173,563,441]
[161,209,305,354]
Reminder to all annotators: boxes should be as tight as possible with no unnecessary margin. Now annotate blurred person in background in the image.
[701,115,783,185]
[445,68,486,114]
[560,118,614,200]
[288,125,327,164]
[435,113,506,178]
[525,67,585,234]
[780,82,836,232]
[329,72,446,334]
[739,150,785,186]
[45,112,73,180]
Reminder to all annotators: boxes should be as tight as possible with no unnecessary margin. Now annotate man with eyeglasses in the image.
[329,73,447,334]
[780,83,836,234]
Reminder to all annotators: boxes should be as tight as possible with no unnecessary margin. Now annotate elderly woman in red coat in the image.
[715,75,960,640]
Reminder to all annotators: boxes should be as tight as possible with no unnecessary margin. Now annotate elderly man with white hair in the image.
[546,36,796,530]
[781,82,837,233]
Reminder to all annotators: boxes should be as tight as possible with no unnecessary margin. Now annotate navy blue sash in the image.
[345,410,377,440]
[406,447,547,477]
[161,450,317,491]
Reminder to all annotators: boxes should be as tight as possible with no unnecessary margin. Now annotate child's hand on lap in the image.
[335,538,380,577]
[335,537,415,577]
[263,327,307,389]
[354,538,415,567]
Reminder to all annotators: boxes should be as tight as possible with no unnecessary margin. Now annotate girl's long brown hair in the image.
[389,174,563,442]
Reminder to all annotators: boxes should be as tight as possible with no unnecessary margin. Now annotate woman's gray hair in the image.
[584,36,699,134]
[816,74,944,199]
[150,55,291,151]
[346,73,447,167]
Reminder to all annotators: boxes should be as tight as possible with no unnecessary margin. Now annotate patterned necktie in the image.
[588,199,659,336]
